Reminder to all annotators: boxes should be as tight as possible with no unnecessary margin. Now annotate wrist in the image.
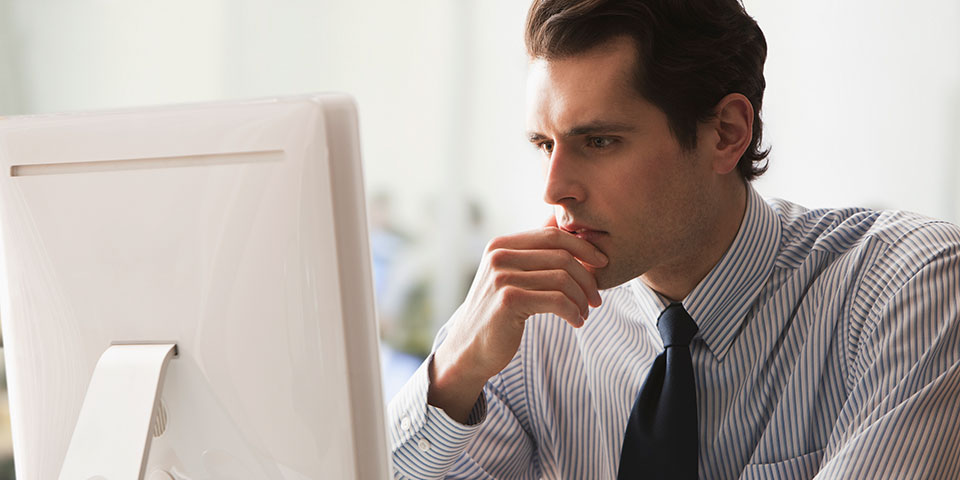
[427,348,489,424]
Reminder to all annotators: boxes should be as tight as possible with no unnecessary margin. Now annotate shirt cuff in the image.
[387,353,487,478]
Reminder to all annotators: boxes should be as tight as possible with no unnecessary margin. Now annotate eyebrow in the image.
[527,121,637,142]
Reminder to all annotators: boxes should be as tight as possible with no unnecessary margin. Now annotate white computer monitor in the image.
[0,94,391,479]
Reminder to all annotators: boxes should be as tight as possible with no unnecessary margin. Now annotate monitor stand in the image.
[58,343,178,480]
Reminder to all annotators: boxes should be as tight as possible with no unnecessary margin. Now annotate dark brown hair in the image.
[526,0,770,180]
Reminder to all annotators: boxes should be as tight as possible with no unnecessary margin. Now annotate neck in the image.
[642,180,748,302]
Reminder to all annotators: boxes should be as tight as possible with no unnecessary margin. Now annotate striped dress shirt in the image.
[388,185,960,479]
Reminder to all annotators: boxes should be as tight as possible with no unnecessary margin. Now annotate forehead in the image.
[526,37,645,131]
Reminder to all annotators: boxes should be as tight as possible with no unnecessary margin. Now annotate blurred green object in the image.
[0,456,14,480]
[391,279,434,358]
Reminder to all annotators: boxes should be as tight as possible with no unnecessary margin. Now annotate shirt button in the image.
[417,439,431,452]
[400,417,411,431]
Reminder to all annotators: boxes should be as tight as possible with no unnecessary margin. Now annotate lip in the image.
[559,223,608,244]
[559,222,604,234]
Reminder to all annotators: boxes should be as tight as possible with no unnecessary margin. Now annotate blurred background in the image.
[0,0,958,476]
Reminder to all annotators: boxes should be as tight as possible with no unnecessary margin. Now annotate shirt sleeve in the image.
[816,221,960,478]
[387,329,540,479]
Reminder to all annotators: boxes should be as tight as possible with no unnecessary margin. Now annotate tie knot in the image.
[657,303,698,348]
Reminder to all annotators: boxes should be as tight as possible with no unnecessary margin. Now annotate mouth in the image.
[559,222,604,234]
[559,224,608,243]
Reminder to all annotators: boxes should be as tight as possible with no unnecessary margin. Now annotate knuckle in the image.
[577,297,589,312]
[485,236,507,253]
[553,248,573,264]
[487,248,508,267]
[492,270,512,289]
[560,297,580,318]
[500,286,522,307]
[557,292,580,308]
[550,290,569,305]
[550,269,569,285]
[563,292,581,308]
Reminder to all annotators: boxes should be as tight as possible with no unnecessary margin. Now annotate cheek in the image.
[612,163,692,234]
[605,160,662,209]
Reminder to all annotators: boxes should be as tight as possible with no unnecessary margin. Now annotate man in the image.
[389,0,960,478]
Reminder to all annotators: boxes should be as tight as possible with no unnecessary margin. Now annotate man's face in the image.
[526,37,718,290]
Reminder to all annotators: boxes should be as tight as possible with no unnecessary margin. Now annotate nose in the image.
[542,144,585,206]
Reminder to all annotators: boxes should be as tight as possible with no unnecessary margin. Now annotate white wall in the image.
[0,0,23,114]
[7,0,227,113]
[461,0,551,235]
[745,0,960,221]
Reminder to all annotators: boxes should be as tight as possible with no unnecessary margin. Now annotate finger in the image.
[487,228,608,268]
[505,288,584,328]
[499,269,590,318]
[488,248,601,307]
[544,215,558,228]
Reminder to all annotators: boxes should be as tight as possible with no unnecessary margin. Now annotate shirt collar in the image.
[629,183,781,360]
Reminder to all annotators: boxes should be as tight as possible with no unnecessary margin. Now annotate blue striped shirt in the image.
[388,185,960,479]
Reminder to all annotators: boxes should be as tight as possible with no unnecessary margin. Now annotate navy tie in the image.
[617,303,699,479]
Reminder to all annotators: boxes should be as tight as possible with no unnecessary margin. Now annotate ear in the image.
[707,93,754,175]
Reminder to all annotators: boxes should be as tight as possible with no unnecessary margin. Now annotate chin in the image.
[592,266,637,291]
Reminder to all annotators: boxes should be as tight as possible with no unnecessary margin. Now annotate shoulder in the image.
[768,197,960,271]
[855,216,960,318]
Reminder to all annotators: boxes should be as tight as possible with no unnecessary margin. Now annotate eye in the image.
[588,136,614,149]
[537,141,554,155]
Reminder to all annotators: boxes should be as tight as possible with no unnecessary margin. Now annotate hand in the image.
[427,224,608,423]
